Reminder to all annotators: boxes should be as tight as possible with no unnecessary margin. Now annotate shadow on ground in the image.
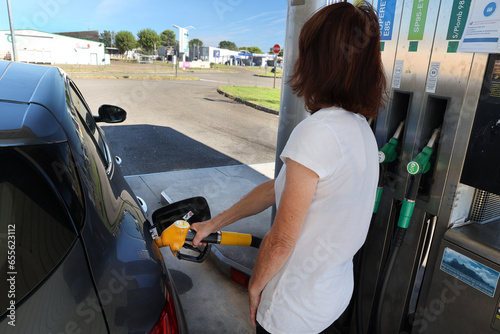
[102,124,242,176]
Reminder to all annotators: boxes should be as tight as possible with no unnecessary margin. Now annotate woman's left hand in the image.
[248,285,262,327]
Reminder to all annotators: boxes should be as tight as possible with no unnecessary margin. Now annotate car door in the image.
[0,144,108,333]
[66,80,168,333]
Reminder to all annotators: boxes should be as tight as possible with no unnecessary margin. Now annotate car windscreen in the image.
[0,147,78,314]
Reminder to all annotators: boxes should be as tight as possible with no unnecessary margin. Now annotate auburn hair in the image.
[288,2,386,118]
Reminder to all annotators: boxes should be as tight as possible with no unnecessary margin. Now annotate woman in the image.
[192,2,386,333]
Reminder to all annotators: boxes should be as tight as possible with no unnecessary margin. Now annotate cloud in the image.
[95,0,131,18]
[237,10,285,23]
[262,18,286,27]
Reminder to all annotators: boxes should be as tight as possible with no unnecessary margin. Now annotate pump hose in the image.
[355,165,385,334]
[374,226,406,334]
[355,244,367,334]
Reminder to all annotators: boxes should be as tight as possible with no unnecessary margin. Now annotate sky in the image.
[0,0,287,52]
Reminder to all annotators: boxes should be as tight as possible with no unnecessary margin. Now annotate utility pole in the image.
[6,0,18,61]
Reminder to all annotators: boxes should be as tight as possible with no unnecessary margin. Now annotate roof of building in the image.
[56,30,100,42]
[1,30,102,44]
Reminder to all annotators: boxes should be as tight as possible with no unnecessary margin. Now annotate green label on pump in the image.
[446,0,472,40]
[407,161,420,175]
[447,41,460,53]
[408,0,430,41]
[409,41,419,52]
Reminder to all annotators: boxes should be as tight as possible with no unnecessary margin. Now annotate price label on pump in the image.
[392,60,404,88]
[426,62,441,93]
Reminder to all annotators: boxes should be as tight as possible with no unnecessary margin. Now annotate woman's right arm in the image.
[191,179,276,246]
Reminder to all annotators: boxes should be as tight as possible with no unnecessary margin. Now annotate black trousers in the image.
[256,321,336,334]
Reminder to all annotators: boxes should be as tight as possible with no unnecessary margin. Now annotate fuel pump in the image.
[373,128,440,334]
[354,122,405,334]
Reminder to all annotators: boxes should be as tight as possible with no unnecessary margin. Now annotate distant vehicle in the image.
[0,60,188,333]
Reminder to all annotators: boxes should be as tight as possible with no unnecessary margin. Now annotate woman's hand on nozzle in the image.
[191,220,215,247]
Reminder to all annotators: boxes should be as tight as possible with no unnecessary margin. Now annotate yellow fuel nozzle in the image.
[154,220,262,262]
[154,220,190,256]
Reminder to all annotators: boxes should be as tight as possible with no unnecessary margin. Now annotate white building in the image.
[205,47,240,65]
[191,46,275,67]
[0,30,108,65]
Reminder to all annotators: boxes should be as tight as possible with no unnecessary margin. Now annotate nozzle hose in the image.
[393,121,405,140]
[426,128,440,148]
[378,122,405,164]
[187,230,262,248]
[185,231,220,244]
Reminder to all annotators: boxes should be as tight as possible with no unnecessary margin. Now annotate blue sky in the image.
[0,0,287,52]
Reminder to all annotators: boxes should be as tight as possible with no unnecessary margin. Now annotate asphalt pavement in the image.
[75,72,279,175]
[126,162,274,334]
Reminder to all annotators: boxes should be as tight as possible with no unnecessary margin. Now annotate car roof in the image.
[0,60,68,146]
[0,60,66,105]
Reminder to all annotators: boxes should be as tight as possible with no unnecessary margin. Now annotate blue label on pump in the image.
[485,2,497,17]
[378,0,398,41]
[441,247,500,297]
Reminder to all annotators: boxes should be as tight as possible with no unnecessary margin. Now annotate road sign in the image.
[273,44,281,54]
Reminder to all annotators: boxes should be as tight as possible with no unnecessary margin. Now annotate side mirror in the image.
[94,105,127,123]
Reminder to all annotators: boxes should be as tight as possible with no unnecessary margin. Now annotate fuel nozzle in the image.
[378,122,405,164]
[154,220,262,262]
[154,220,191,256]
[374,122,405,213]
[407,128,440,175]
[397,128,441,229]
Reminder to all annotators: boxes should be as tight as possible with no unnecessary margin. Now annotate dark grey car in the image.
[0,60,188,333]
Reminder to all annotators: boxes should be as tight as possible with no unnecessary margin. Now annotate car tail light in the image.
[149,282,179,334]
[231,267,250,288]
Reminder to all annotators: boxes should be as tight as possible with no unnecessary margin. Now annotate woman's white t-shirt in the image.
[256,107,379,334]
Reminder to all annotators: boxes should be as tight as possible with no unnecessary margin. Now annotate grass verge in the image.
[219,86,281,112]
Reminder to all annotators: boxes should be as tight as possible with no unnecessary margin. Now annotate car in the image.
[0,60,188,333]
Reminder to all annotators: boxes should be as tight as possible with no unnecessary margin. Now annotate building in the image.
[0,30,108,65]
[56,30,100,42]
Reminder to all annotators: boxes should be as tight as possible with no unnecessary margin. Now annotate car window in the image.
[0,149,77,312]
[68,82,110,168]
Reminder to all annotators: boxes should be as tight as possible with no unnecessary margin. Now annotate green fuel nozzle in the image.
[374,122,405,213]
[397,128,440,229]
[378,122,405,164]
[406,128,440,175]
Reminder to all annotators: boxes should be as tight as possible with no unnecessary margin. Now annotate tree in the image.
[160,29,176,47]
[137,28,160,53]
[99,30,114,47]
[240,46,262,54]
[218,40,238,51]
[188,38,204,48]
[115,31,137,54]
